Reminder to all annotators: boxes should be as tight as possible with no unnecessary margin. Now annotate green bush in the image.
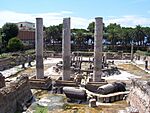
[7,37,24,52]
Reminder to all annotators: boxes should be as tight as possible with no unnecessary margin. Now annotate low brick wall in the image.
[106,52,131,60]
[128,79,150,113]
[0,55,35,71]
[0,75,33,113]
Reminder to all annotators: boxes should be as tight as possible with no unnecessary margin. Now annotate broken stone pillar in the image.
[62,18,71,80]
[145,57,148,70]
[103,52,107,64]
[27,55,32,67]
[20,55,26,69]
[93,17,103,82]
[35,18,44,79]
[0,73,5,88]
[131,41,134,61]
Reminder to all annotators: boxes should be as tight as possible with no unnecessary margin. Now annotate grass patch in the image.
[117,63,150,80]
[34,105,48,113]
[118,63,148,76]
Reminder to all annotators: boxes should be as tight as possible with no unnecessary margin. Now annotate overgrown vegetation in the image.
[136,50,150,56]
[34,105,48,113]
[1,23,19,49]
[7,37,24,52]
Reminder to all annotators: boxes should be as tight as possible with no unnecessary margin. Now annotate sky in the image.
[0,0,150,29]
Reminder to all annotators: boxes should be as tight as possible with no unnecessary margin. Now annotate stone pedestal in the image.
[62,18,71,80]
[35,18,44,79]
[29,76,52,89]
[93,17,103,82]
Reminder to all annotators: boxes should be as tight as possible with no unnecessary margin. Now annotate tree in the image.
[142,27,150,44]
[121,27,133,45]
[71,29,89,50]
[106,23,122,45]
[1,23,19,47]
[87,22,95,33]
[7,37,24,52]
[45,24,62,51]
[131,25,145,46]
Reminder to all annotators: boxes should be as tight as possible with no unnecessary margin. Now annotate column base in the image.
[29,76,52,90]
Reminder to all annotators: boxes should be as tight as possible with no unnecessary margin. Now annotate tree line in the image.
[45,22,150,52]
[0,22,150,53]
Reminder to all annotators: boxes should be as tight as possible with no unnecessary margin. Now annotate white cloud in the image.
[0,10,90,29]
[105,15,150,27]
[61,11,73,14]
[0,11,150,29]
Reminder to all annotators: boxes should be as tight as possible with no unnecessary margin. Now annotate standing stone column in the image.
[93,17,103,82]
[35,18,44,79]
[62,18,71,80]
[131,41,134,61]
[104,52,107,64]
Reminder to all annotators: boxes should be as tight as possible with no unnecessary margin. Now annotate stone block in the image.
[89,98,97,107]
[29,76,52,89]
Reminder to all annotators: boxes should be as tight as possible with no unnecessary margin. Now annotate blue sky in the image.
[0,0,150,28]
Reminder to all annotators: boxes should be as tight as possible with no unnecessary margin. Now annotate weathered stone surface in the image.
[0,73,5,88]
[29,76,52,89]
[0,54,35,71]
[89,99,97,107]
[128,78,150,113]
[35,18,44,79]
[93,17,103,82]
[62,18,71,80]
[0,75,33,113]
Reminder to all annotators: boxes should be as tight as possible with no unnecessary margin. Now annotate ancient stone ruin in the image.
[0,74,33,113]
[29,18,52,89]
[0,73,5,88]
[53,17,128,105]
[93,17,103,82]
[1,16,150,113]
[128,78,150,113]
[62,18,71,80]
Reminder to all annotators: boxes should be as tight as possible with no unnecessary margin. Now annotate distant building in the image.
[17,30,35,47]
[16,22,35,48]
[16,21,35,31]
